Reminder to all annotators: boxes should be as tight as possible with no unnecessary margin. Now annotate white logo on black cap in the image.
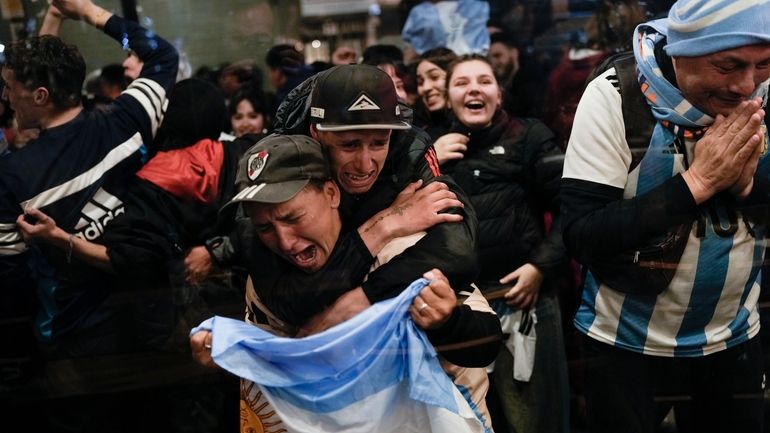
[348,94,380,111]
[310,107,325,119]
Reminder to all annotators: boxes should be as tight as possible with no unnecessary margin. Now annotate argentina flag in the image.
[192,279,485,433]
[401,0,490,55]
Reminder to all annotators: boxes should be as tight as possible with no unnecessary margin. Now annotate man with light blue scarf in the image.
[561,0,770,432]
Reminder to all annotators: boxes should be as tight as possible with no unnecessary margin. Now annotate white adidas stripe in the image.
[233,183,266,201]
[0,228,25,256]
[0,228,21,243]
[122,78,167,133]
[20,133,144,210]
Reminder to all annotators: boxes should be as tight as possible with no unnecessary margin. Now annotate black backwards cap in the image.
[309,64,410,132]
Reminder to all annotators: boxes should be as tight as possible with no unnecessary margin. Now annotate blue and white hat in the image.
[664,0,770,57]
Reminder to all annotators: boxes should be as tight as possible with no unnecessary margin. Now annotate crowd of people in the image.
[1,0,770,432]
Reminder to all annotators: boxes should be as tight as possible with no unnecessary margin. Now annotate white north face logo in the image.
[348,94,380,111]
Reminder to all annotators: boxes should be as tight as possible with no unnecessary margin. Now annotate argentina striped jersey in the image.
[563,69,764,356]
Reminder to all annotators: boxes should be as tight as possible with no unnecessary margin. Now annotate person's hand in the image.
[501,263,543,309]
[16,207,67,245]
[50,0,90,20]
[51,0,110,27]
[296,287,371,337]
[729,112,765,199]
[433,133,469,165]
[184,246,213,284]
[411,269,457,330]
[46,3,66,19]
[189,330,217,368]
[358,180,464,255]
[682,99,764,203]
[385,180,464,237]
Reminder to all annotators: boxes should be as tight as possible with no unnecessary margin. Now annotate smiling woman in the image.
[446,55,501,130]
[416,47,457,114]
[439,53,571,433]
[229,86,271,137]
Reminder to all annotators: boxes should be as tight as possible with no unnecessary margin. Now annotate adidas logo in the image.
[73,188,125,241]
[348,94,380,111]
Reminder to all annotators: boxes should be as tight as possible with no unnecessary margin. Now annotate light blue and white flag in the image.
[401,0,490,55]
[192,278,484,433]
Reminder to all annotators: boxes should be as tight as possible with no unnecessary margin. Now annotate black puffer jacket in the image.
[444,110,566,291]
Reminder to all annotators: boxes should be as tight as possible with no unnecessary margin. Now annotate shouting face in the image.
[246,181,341,273]
[312,128,391,195]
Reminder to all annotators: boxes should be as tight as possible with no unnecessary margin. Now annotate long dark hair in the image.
[228,86,272,134]
[412,47,457,127]
[417,47,457,73]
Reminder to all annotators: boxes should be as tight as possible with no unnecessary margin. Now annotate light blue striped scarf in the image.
[633,19,713,152]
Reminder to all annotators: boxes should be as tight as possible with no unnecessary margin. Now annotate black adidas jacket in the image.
[0,15,178,342]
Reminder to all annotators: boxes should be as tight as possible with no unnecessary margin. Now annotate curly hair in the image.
[4,35,86,109]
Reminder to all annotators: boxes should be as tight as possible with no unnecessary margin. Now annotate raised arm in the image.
[51,0,113,29]
[38,4,65,36]
[95,1,179,151]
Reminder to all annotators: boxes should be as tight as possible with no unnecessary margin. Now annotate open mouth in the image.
[291,245,317,267]
[465,100,485,111]
[344,170,375,185]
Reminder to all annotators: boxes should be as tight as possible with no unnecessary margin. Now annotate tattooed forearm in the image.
[361,203,413,234]
[362,215,385,233]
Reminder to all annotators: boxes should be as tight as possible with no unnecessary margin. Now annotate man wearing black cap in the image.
[207,64,479,333]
